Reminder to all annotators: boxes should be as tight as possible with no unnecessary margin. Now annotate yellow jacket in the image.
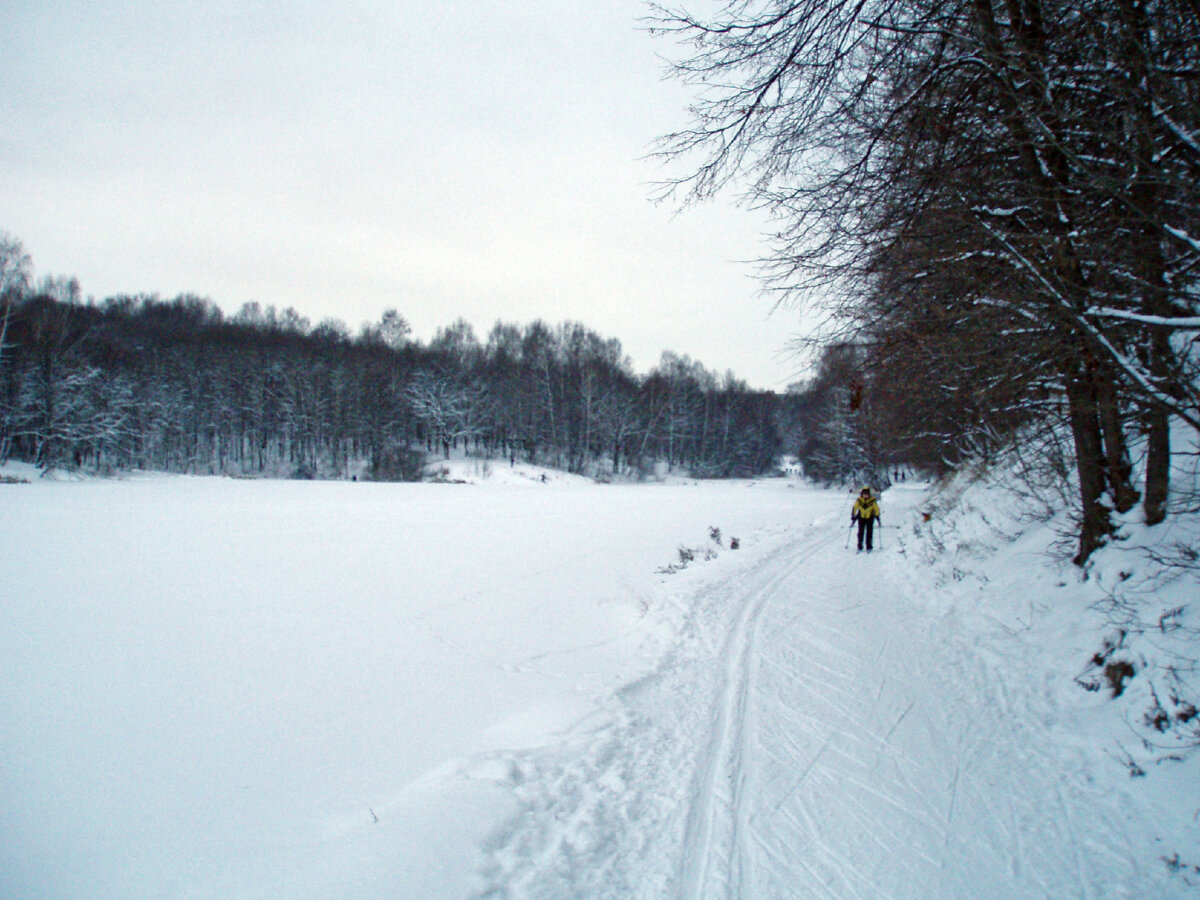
[852,495,881,521]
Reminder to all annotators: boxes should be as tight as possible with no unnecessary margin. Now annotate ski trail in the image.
[676,530,834,900]
[473,494,1174,900]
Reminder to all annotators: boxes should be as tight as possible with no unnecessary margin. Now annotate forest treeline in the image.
[653,0,1200,562]
[0,259,787,480]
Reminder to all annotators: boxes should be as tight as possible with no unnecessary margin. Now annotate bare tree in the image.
[0,234,32,372]
[406,368,490,459]
[651,0,1200,560]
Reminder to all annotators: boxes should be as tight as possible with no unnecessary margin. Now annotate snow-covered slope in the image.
[1,464,1195,898]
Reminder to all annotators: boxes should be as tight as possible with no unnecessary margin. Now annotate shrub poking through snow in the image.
[658,545,698,574]
[1078,631,1137,698]
[1163,853,1200,886]
[1104,660,1136,698]
[657,532,728,573]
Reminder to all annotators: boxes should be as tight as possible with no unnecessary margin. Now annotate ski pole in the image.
[845,521,853,549]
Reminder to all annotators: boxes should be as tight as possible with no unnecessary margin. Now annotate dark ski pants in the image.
[857,517,875,551]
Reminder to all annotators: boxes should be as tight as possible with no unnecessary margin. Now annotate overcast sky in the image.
[2,1,806,389]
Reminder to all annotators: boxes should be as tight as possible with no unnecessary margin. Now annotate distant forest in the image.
[0,259,805,480]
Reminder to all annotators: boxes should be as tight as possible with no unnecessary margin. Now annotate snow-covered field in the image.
[2,461,1197,899]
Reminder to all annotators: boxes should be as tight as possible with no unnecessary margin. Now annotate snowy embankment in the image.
[2,461,1197,898]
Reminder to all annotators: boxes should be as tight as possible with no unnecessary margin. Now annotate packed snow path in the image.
[477,504,1161,899]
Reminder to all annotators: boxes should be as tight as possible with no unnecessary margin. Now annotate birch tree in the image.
[0,234,32,373]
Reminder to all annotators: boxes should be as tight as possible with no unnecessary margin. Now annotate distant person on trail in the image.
[851,487,881,552]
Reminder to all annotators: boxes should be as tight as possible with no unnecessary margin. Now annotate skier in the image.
[851,486,881,552]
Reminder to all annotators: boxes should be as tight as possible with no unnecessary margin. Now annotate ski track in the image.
[472,507,1177,900]
[676,533,826,900]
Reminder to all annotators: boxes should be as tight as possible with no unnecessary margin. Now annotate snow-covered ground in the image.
[2,460,1196,898]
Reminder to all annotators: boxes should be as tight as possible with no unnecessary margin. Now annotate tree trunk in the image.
[1093,360,1139,514]
[1114,0,1174,525]
[1065,362,1112,563]
[1144,404,1170,525]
